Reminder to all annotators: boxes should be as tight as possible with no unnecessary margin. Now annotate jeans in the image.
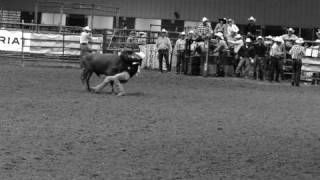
[254,57,265,80]
[236,57,251,77]
[158,49,170,72]
[269,56,282,82]
[176,51,185,73]
[292,59,302,86]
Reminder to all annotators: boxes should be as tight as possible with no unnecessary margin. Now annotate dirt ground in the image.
[0,63,320,180]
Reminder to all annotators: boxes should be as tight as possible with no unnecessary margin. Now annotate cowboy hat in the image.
[295,38,304,44]
[161,29,167,33]
[287,28,295,33]
[188,30,195,34]
[218,18,227,23]
[180,31,186,36]
[248,16,256,22]
[274,37,283,43]
[245,38,252,43]
[257,36,263,40]
[83,26,91,31]
[202,17,209,22]
[215,32,224,39]
[265,35,273,40]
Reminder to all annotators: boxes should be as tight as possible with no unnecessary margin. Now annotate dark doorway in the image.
[20,11,41,23]
[66,14,87,27]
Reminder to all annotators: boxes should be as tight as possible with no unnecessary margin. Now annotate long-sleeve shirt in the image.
[197,22,213,36]
[213,40,228,56]
[269,43,285,57]
[238,45,255,58]
[156,36,172,51]
[80,32,92,44]
[254,43,267,57]
[174,39,186,52]
[244,23,257,36]
[289,45,305,60]
[228,39,244,53]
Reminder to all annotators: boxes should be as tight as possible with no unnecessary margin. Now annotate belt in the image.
[81,43,88,45]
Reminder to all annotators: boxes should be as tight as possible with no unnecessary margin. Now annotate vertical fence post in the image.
[21,20,25,67]
[203,39,209,77]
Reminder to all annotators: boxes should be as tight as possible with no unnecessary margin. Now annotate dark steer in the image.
[80,52,143,92]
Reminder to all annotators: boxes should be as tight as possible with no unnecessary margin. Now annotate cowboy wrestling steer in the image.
[80,52,144,93]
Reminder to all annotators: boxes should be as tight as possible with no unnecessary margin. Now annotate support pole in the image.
[90,4,94,29]
[59,3,64,33]
[34,0,38,32]
[21,20,25,67]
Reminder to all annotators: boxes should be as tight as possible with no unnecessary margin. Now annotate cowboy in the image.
[264,35,274,80]
[174,32,187,74]
[225,18,239,41]
[197,17,213,39]
[214,17,227,35]
[227,34,244,72]
[125,31,139,53]
[269,37,285,82]
[244,16,257,40]
[315,29,320,42]
[213,32,228,77]
[253,36,267,80]
[91,52,145,96]
[289,38,305,86]
[236,38,255,78]
[156,29,172,72]
[281,28,298,56]
[80,26,92,56]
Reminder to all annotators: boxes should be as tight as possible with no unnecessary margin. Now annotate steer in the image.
[80,51,144,93]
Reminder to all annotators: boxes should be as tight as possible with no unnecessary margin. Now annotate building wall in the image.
[2,0,320,28]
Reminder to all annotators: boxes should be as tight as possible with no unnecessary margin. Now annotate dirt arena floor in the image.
[0,63,320,180]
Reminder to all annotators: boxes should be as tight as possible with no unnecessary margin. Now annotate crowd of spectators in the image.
[154,16,317,86]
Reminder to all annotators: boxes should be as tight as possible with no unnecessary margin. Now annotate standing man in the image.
[269,37,285,82]
[156,29,172,73]
[174,32,186,74]
[289,38,305,86]
[254,36,267,80]
[213,32,228,77]
[80,26,92,56]
[236,38,255,78]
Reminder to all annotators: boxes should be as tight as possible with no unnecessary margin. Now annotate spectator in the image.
[289,38,305,86]
[264,35,274,80]
[254,36,267,80]
[126,31,139,52]
[281,28,298,54]
[80,26,92,57]
[174,32,186,74]
[214,18,227,34]
[269,37,285,82]
[197,17,213,39]
[213,32,228,77]
[226,19,239,41]
[316,29,320,42]
[244,16,258,40]
[156,29,172,73]
[228,34,244,72]
[236,38,256,78]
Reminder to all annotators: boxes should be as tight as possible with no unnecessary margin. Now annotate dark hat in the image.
[218,18,227,23]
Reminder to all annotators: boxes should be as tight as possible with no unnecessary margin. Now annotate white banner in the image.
[0,30,30,52]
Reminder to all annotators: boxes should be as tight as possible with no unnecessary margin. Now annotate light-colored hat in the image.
[265,35,273,40]
[295,38,304,44]
[180,31,186,35]
[245,38,252,43]
[202,17,209,22]
[248,16,256,22]
[257,36,263,40]
[274,37,283,43]
[83,26,91,31]
[135,52,146,59]
[215,32,224,39]
[188,30,195,34]
[161,29,167,33]
[288,28,295,33]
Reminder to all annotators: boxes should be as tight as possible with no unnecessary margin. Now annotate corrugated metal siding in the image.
[2,0,320,27]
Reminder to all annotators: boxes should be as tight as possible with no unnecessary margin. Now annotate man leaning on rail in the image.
[80,26,92,57]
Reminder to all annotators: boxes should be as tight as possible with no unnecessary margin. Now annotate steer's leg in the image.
[110,81,115,94]
[86,71,93,92]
